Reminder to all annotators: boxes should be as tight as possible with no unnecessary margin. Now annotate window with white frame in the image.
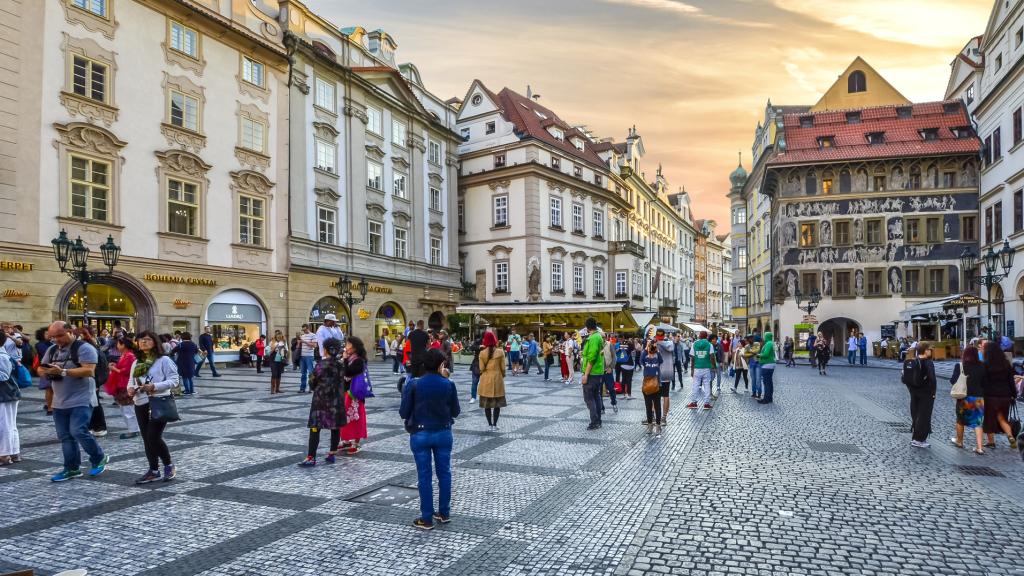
[430,236,442,265]
[394,227,408,259]
[551,127,564,141]
[239,195,264,246]
[241,117,265,153]
[495,261,509,292]
[367,161,383,190]
[429,187,442,211]
[242,56,264,87]
[594,268,605,295]
[573,264,585,294]
[632,271,643,295]
[167,178,199,236]
[366,106,382,135]
[550,197,562,228]
[315,139,336,173]
[460,127,470,141]
[169,21,199,59]
[71,56,107,103]
[392,119,407,147]
[493,195,508,227]
[485,121,495,134]
[72,0,107,17]
[368,221,383,254]
[572,138,584,152]
[428,140,442,165]
[593,212,605,238]
[169,90,199,131]
[572,203,584,233]
[551,261,564,292]
[70,155,110,222]
[615,271,627,296]
[393,171,407,198]
[317,206,335,244]
[314,77,334,112]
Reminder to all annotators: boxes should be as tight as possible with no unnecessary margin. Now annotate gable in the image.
[982,0,1007,50]
[810,57,911,112]
[456,80,500,121]
[352,67,430,118]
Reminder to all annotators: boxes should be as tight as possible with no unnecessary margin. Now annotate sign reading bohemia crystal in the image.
[207,303,261,322]
[144,273,217,286]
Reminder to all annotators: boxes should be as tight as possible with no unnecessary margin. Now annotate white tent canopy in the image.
[681,322,711,334]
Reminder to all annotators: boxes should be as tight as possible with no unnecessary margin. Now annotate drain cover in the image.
[347,484,420,505]
[806,441,863,454]
[956,465,1005,478]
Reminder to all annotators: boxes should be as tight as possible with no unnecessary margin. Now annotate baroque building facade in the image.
[765,60,981,353]
[1,0,291,345]
[278,2,462,340]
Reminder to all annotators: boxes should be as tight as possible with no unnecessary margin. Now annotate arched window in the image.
[848,70,867,93]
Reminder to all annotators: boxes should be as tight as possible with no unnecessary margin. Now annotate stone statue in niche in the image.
[527,256,541,300]
[853,219,864,244]
[962,162,978,187]
[926,165,938,188]
[784,176,801,195]
[888,217,903,240]
[786,270,797,298]
[820,220,832,245]
[885,242,897,262]
[889,267,902,294]
[891,167,905,190]
[855,270,864,296]
[822,270,833,296]
[854,169,868,192]
[783,222,797,246]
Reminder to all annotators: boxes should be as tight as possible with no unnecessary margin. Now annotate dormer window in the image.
[847,70,866,93]
[494,154,505,168]
[594,174,603,186]
[485,121,495,135]
[572,138,584,152]
[952,126,975,139]
[866,132,885,145]
[551,127,564,141]
[551,156,561,169]
[919,128,939,141]
[573,165,583,178]
[799,116,814,128]
[943,102,960,115]
[845,111,861,124]
[817,136,836,149]
[896,106,912,119]
[534,110,547,120]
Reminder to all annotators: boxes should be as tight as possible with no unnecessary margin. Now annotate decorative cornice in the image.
[487,244,513,256]
[365,142,386,160]
[446,152,459,167]
[487,179,511,191]
[161,123,207,153]
[591,255,608,264]
[570,250,587,262]
[393,209,412,224]
[313,121,339,141]
[314,186,341,202]
[548,246,568,257]
[407,134,427,153]
[429,221,445,232]
[53,122,127,156]
[546,180,567,193]
[427,172,444,185]
[59,92,118,127]
[234,147,270,171]
[229,169,274,196]
[391,155,411,168]
[155,149,212,177]
[570,189,586,200]
[292,69,310,95]
[366,202,388,218]
[343,97,368,124]
[236,75,270,103]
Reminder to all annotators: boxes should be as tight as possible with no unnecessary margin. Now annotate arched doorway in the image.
[204,289,267,352]
[56,272,157,332]
[428,310,445,332]
[817,317,861,357]
[308,296,349,334]
[375,302,405,342]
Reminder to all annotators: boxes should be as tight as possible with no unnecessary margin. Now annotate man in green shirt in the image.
[580,317,605,430]
[687,331,716,411]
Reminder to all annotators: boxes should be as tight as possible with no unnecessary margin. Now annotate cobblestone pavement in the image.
[1,361,1022,575]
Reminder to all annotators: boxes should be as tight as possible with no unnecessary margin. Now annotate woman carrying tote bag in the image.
[949,345,986,454]
[128,330,180,484]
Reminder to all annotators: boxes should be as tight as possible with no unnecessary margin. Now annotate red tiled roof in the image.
[492,86,607,168]
[768,100,980,166]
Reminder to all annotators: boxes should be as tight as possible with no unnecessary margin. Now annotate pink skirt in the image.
[341,395,368,441]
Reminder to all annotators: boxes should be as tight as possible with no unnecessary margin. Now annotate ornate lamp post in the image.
[51,229,121,326]
[336,275,369,337]
[793,286,821,317]
[961,240,1015,338]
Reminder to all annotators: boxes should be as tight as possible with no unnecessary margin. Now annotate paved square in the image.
[2,362,1023,575]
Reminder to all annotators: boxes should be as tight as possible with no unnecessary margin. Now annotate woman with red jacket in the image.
[255,335,266,374]
[106,337,140,439]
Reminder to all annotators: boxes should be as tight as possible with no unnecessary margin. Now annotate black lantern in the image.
[983,245,999,276]
[336,275,370,338]
[999,239,1014,273]
[962,241,1015,339]
[959,246,977,279]
[337,275,352,297]
[70,237,90,271]
[357,277,369,299]
[51,229,73,271]
[100,235,121,270]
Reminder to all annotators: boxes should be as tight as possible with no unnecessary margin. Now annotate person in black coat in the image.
[907,342,937,448]
[175,333,199,396]
[981,341,1018,450]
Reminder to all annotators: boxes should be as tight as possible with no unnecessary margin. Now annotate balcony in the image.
[610,240,646,259]
[659,298,679,310]
[461,282,478,301]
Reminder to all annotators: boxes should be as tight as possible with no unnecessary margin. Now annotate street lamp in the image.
[51,230,122,326]
[336,275,369,337]
[961,240,1015,338]
[793,286,821,317]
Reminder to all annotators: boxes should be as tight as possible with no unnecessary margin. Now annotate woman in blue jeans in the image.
[399,349,461,530]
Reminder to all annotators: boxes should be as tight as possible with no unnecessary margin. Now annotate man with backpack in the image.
[77,326,109,437]
[902,341,937,448]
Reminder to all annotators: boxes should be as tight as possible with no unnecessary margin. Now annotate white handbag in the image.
[950,362,968,399]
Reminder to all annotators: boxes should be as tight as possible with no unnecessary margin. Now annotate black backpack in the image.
[901,358,926,389]
[48,340,109,386]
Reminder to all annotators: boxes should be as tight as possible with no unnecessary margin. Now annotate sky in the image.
[308,0,993,231]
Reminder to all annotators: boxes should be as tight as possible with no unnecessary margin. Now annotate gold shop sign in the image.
[357,308,371,320]
[329,281,393,294]
[2,289,29,300]
[0,260,33,271]
[173,298,193,309]
[144,273,217,286]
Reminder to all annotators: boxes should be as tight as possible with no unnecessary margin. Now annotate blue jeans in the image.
[859,348,867,365]
[181,377,194,395]
[603,372,616,406]
[749,361,761,395]
[410,429,453,523]
[761,366,775,402]
[847,350,856,364]
[471,372,480,399]
[299,356,315,392]
[53,405,105,471]
[392,355,401,373]
[196,350,220,376]
[544,357,553,380]
[582,380,601,426]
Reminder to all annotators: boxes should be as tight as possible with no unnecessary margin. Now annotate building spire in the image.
[737,151,742,167]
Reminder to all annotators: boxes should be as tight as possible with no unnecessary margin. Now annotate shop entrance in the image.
[308,296,349,334]
[818,317,861,357]
[205,289,267,353]
[375,302,405,342]
[67,284,137,333]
